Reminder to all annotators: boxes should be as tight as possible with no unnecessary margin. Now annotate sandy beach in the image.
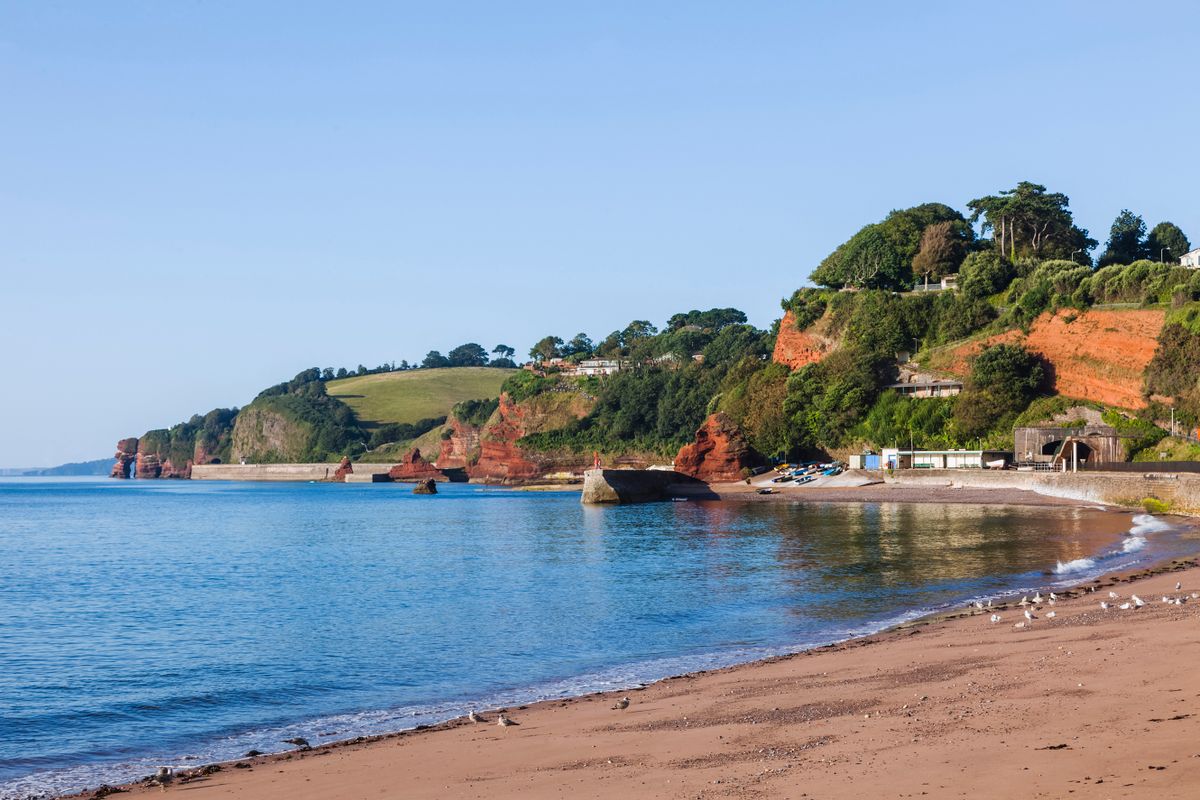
[75,550,1200,800]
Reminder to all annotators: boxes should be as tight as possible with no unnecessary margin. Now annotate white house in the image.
[1180,248,1200,268]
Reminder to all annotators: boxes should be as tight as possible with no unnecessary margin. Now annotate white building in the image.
[1180,248,1200,268]
[570,358,623,377]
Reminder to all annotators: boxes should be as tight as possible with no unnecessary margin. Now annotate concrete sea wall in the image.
[581,468,710,504]
[191,463,397,482]
[886,469,1200,514]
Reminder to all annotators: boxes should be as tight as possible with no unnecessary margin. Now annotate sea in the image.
[0,478,1194,799]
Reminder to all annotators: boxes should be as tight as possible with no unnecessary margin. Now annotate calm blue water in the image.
[0,478,1191,798]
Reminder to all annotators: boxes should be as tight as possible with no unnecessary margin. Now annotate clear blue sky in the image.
[3,1,1198,467]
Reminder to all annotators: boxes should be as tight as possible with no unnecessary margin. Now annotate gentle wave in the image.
[1054,513,1173,575]
[1053,557,1097,574]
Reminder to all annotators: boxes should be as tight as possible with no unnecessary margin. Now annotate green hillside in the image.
[326,367,515,427]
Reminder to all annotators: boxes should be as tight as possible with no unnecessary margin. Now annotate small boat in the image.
[757,487,776,495]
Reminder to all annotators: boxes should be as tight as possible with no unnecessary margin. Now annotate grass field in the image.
[326,367,515,427]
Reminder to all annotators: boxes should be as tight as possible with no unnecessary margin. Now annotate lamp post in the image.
[1071,248,1082,263]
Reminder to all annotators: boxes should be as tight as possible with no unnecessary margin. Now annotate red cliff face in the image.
[772,310,832,370]
[674,413,763,483]
[110,438,139,479]
[135,443,191,479]
[388,448,446,482]
[469,395,549,483]
[434,416,482,470]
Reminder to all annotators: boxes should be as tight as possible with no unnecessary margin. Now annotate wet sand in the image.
[77,555,1200,800]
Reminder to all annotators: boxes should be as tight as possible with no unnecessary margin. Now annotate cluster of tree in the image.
[139,407,239,468]
[811,203,975,291]
[1097,211,1190,267]
[517,309,774,454]
[366,416,446,450]
[252,369,366,461]
[421,343,518,369]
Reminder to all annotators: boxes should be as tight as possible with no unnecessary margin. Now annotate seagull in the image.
[1046,611,1057,619]
[612,697,630,710]
[154,767,174,792]
[974,601,984,611]
[497,713,518,728]
[1100,601,1110,611]
[1018,596,1030,606]
[986,599,993,608]
[1176,582,1183,591]
[283,737,311,750]
[468,710,486,723]
[1162,596,1171,604]
[990,614,1002,623]
[1118,602,1132,610]
[1033,592,1043,604]
[1024,609,1035,622]
[1049,592,1058,601]
[1048,598,1056,606]
[1014,621,1027,629]
[1109,591,1120,599]
[1133,595,1145,608]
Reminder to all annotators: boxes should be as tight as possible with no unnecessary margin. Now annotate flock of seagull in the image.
[466,695,632,730]
[980,580,1196,629]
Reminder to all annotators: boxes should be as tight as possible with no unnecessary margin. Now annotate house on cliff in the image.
[1180,248,1200,268]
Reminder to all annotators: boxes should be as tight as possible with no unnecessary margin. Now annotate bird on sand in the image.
[1109,591,1120,599]
[1049,592,1058,601]
[1118,602,1132,610]
[468,710,486,723]
[974,601,984,611]
[154,767,173,792]
[283,737,311,750]
[1018,596,1030,606]
[990,614,1002,623]
[1176,581,1183,591]
[1013,621,1027,629]
[1045,611,1056,619]
[1132,595,1145,608]
[611,697,630,710]
[1024,609,1035,622]
[1100,601,1110,611]
[497,713,518,728]
[1033,592,1043,604]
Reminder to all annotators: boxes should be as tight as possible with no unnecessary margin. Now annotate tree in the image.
[421,351,450,369]
[967,181,1096,262]
[492,343,516,361]
[447,342,489,367]
[811,224,907,290]
[563,333,594,357]
[952,343,1043,438]
[1146,221,1191,263]
[958,251,1014,300]
[876,203,970,267]
[667,308,749,332]
[529,336,563,362]
[335,367,349,379]
[1098,209,1147,267]
[621,320,658,343]
[321,367,335,381]
[912,220,969,288]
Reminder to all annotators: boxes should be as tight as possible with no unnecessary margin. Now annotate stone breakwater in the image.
[887,468,1200,515]
[580,468,712,504]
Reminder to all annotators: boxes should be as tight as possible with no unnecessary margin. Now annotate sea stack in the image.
[413,478,438,495]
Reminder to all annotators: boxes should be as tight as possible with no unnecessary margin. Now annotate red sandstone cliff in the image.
[467,393,596,484]
[434,415,483,470]
[674,413,763,483]
[331,456,354,482]
[936,308,1165,410]
[772,310,833,370]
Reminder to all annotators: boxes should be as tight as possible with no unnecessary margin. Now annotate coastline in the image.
[59,533,1200,799]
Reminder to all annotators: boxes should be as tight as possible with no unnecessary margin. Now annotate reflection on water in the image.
[0,480,1179,798]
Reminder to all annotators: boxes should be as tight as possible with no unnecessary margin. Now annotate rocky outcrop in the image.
[110,438,139,479]
[938,308,1165,410]
[413,478,438,494]
[331,456,353,482]
[773,310,833,370]
[388,448,446,482]
[674,413,764,483]
[434,415,483,469]
[468,393,594,484]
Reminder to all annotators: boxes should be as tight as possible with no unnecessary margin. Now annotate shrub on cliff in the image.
[952,343,1044,438]
[501,371,552,402]
[235,373,366,462]
[451,398,499,427]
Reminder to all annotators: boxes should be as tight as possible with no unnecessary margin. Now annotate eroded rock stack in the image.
[110,438,139,479]
[674,412,764,483]
[387,448,445,482]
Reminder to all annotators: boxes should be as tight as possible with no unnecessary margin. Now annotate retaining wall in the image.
[886,469,1200,514]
